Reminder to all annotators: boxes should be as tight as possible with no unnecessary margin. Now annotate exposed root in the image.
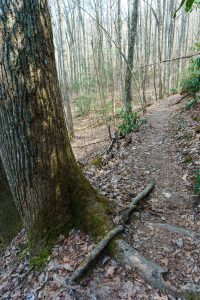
[122,181,155,223]
[155,223,200,241]
[115,239,200,299]
[70,225,124,282]
[70,177,200,299]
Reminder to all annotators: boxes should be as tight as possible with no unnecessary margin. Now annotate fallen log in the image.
[122,181,155,223]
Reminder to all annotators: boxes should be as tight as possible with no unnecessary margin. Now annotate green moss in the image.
[186,294,200,300]
[193,117,200,122]
[195,126,200,133]
[30,248,49,269]
[91,157,102,166]
[70,172,113,240]
[184,154,193,163]
[106,237,121,256]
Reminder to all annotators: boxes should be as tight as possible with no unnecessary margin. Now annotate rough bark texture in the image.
[124,0,139,112]
[0,0,113,256]
[0,158,22,248]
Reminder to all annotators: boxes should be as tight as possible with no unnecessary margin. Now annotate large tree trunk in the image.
[0,158,22,248]
[0,0,112,256]
[124,0,139,112]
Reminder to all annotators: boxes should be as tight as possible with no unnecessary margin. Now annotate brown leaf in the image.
[160,258,168,266]
[106,266,116,277]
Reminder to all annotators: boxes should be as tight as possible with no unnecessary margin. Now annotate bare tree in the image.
[124,0,139,112]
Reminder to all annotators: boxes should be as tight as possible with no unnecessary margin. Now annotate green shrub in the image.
[118,109,146,136]
[76,95,91,117]
[194,169,200,195]
[179,57,200,96]
[183,96,199,111]
[170,87,178,95]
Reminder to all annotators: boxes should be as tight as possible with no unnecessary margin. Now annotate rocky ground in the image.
[0,95,199,299]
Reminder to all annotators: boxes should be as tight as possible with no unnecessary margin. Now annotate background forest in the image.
[50,0,200,125]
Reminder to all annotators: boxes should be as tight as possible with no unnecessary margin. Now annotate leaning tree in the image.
[0,0,113,256]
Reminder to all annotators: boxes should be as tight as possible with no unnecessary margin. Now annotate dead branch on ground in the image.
[122,181,155,223]
[70,225,124,282]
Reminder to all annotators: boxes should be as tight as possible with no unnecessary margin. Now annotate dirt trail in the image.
[74,95,200,298]
[1,96,199,300]
[126,95,200,290]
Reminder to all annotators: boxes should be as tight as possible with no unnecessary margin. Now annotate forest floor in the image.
[0,95,200,299]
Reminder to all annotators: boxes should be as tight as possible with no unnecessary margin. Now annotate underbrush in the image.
[118,109,146,136]
[194,169,200,195]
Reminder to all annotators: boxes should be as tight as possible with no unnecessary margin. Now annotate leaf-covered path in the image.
[1,96,199,300]
[74,95,200,298]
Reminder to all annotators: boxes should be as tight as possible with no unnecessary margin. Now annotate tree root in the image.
[115,240,179,297]
[122,181,155,223]
[70,180,200,299]
[70,182,155,282]
[155,222,200,241]
[70,225,124,282]
[115,239,200,299]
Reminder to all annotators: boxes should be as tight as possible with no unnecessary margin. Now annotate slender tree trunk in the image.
[0,158,22,248]
[57,0,74,136]
[156,0,163,99]
[0,0,112,256]
[117,0,124,98]
[124,0,139,112]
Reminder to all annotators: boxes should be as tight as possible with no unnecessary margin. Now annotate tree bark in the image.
[0,157,22,248]
[0,0,112,256]
[124,0,139,112]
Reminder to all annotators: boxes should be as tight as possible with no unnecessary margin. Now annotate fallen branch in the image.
[122,181,155,223]
[138,52,200,69]
[123,133,132,147]
[70,225,124,282]
[107,138,116,154]
[171,93,191,106]
[107,131,119,153]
